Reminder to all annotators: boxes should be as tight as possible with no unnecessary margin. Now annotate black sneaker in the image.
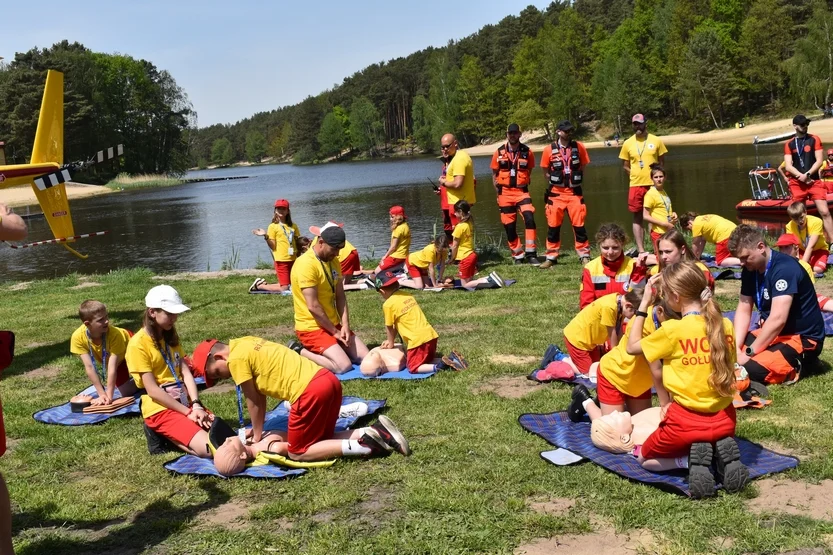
[624,247,639,258]
[688,442,716,499]
[525,254,542,266]
[714,437,750,494]
[357,428,392,457]
[287,340,303,354]
[371,415,411,456]
[144,423,174,455]
[513,256,526,265]
[568,384,593,423]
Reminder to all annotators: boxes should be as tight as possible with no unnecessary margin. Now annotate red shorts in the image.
[628,186,650,213]
[340,249,361,276]
[818,294,831,309]
[145,408,204,447]
[296,325,353,355]
[564,335,601,375]
[407,338,438,371]
[288,369,341,455]
[378,256,405,272]
[114,359,131,387]
[457,252,477,279]
[715,239,731,265]
[407,263,428,279]
[789,179,828,202]
[806,249,828,271]
[596,366,651,406]
[640,402,736,459]
[0,397,5,457]
[274,261,293,286]
[650,230,663,256]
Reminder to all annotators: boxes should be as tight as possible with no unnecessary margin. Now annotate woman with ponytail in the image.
[625,262,749,499]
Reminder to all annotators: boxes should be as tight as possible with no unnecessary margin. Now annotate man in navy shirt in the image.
[729,225,824,384]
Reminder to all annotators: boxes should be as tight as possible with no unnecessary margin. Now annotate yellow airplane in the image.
[0,70,120,259]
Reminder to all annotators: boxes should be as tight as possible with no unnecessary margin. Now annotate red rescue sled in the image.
[735,167,833,220]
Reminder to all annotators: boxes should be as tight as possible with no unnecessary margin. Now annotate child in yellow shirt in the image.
[191,336,410,469]
[402,236,448,289]
[449,200,506,290]
[70,300,137,406]
[373,270,468,374]
[786,201,829,274]
[251,198,303,292]
[373,205,411,275]
[642,164,677,260]
[776,234,833,311]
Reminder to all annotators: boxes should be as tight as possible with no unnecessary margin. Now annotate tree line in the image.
[190,0,833,167]
[0,41,193,179]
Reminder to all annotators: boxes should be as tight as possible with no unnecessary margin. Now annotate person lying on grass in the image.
[370,270,468,375]
[71,300,138,406]
[191,336,411,464]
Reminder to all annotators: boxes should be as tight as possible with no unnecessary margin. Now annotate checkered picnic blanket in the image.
[33,385,139,426]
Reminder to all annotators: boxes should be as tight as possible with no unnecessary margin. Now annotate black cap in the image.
[374,270,400,290]
[793,114,811,126]
[320,226,346,247]
[556,120,574,132]
[507,123,521,133]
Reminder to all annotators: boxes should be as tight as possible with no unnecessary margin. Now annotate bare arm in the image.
[79,354,108,401]
[733,294,755,359]
[0,204,27,241]
[105,353,122,401]
[804,235,819,260]
[241,379,267,442]
[622,160,631,175]
[747,296,791,356]
[784,153,799,178]
[811,148,824,176]
[335,279,349,330]
[648,359,671,408]
[642,207,672,230]
[141,373,190,415]
[446,174,464,190]
[607,326,620,349]
[449,239,459,263]
[382,236,399,259]
[302,286,339,335]
[381,325,397,349]
[691,236,706,259]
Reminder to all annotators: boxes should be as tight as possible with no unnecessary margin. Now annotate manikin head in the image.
[213,436,250,476]
[590,410,634,454]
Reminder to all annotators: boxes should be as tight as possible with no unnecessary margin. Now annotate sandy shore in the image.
[464,116,833,157]
[0,182,112,209]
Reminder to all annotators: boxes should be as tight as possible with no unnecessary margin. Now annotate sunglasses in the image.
[440,143,454,150]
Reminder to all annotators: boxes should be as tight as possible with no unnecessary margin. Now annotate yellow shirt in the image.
[563,293,620,351]
[599,306,659,397]
[446,150,476,205]
[799,258,815,283]
[228,337,319,404]
[786,215,829,252]
[70,324,131,363]
[452,220,475,260]
[267,222,301,262]
[382,291,438,350]
[640,315,735,413]
[618,134,668,187]
[290,249,341,332]
[125,328,185,419]
[409,243,440,269]
[391,223,411,259]
[643,187,673,234]
[691,214,736,244]
[339,240,356,263]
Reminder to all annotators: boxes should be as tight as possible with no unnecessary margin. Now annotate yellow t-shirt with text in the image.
[409,243,441,269]
[618,134,668,187]
[452,220,475,261]
[640,315,735,413]
[70,324,131,363]
[786,214,829,252]
[125,328,185,419]
[563,293,620,351]
[691,214,736,244]
[290,249,341,332]
[228,337,319,404]
[383,291,438,350]
[599,306,659,397]
[446,150,476,205]
[643,187,673,234]
[391,223,411,259]
[267,222,301,262]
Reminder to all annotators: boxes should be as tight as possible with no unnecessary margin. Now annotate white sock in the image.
[675,455,689,469]
[582,399,594,410]
[341,439,371,456]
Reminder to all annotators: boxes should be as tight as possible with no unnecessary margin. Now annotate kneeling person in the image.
[192,337,411,463]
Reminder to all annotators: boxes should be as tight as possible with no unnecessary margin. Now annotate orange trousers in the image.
[498,187,537,256]
[545,191,589,259]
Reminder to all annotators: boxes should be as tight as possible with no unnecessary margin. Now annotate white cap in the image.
[145,285,190,314]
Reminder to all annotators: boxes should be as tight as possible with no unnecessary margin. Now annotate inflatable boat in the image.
[735,166,833,219]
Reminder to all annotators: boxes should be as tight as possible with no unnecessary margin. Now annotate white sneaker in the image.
[489,272,505,288]
[249,277,265,292]
[339,401,369,418]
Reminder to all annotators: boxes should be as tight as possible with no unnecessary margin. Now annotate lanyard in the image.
[798,222,809,248]
[156,340,183,390]
[315,253,338,313]
[795,137,807,169]
[652,307,660,330]
[235,385,247,441]
[655,188,672,219]
[504,144,520,169]
[279,223,294,245]
[682,311,701,318]
[86,330,108,384]
[755,251,774,312]
[635,137,647,161]
[558,142,572,175]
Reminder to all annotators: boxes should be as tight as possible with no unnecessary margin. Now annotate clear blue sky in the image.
[4,1,551,126]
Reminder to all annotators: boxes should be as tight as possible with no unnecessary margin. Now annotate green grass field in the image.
[2,256,833,554]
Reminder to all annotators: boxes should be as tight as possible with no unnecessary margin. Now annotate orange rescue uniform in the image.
[491,142,537,258]
[541,140,591,260]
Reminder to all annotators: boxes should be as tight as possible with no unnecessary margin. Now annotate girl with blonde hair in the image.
[625,262,749,498]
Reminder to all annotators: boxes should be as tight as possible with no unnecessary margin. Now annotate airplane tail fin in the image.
[29,70,75,244]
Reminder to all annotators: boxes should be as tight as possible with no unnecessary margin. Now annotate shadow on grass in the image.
[17,480,229,555]
[4,340,70,379]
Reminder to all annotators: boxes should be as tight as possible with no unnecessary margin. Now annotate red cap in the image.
[190,339,219,387]
[537,360,575,381]
[775,234,800,247]
[390,205,405,217]
[309,221,344,236]
[631,113,646,124]
[274,199,290,208]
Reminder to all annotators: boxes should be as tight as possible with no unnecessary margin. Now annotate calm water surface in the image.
[0,143,787,280]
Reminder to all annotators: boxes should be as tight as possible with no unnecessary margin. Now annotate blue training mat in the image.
[163,396,384,479]
[723,310,833,336]
[33,385,139,426]
[336,364,435,381]
[518,411,799,497]
[249,289,291,295]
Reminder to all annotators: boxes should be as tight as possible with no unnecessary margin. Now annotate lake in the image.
[0,143,787,280]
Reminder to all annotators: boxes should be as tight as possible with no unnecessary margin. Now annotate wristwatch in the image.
[634,310,649,318]
[744,346,755,356]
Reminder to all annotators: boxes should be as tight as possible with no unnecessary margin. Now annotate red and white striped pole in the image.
[4,230,109,249]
